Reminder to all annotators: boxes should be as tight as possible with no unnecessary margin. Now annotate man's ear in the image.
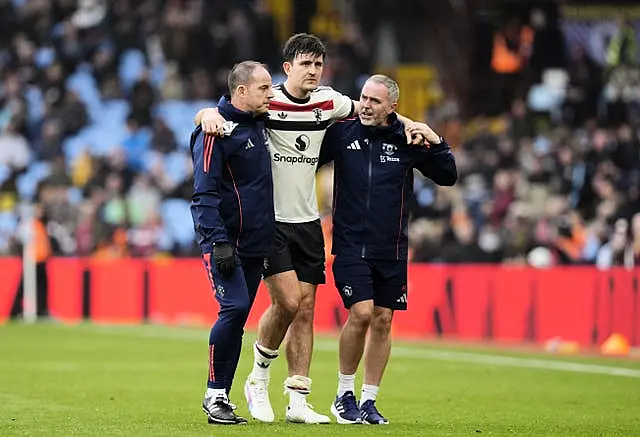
[237,85,247,97]
[389,102,398,115]
[283,61,292,75]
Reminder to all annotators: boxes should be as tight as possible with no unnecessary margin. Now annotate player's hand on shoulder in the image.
[408,122,441,146]
[402,121,425,145]
[201,108,227,137]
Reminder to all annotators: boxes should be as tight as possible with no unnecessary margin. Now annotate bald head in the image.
[227,61,274,114]
[228,61,266,96]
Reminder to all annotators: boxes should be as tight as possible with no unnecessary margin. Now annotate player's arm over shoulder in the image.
[316,86,356,120]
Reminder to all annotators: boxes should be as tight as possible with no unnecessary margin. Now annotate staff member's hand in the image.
[213,242,238,278]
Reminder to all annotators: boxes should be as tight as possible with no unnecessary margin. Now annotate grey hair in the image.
[228,61,267,96]
[367,74,399,103]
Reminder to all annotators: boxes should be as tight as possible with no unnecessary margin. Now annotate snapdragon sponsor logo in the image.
[273,152,319,166]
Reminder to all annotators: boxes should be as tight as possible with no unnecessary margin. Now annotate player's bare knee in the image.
[274,295,300,320]
[348,302,374,329]
[295,291,315,316]
[371,308,393,336]
[266,274,302,317]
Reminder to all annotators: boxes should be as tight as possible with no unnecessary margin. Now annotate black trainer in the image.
[202,396,245,425]
[228,401,248,424]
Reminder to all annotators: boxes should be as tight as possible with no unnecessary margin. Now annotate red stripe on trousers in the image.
[208,344,215,382]
[203,253,215,292]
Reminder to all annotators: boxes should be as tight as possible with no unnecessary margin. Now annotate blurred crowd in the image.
[0,0,372,259]
[319,6,640,269]
[0,0,638,268]
[406,8,640,268]
[319,105,640,268]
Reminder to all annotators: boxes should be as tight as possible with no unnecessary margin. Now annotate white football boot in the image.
[244,375,274,423]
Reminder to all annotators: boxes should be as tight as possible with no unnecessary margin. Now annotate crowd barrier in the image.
[0,258,638,347]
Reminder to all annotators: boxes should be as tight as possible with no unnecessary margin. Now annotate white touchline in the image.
[84,325,640,379]
[313,340,640,379]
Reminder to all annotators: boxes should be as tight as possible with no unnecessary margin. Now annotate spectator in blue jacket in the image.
[190,60,274,425]
[319,74,457,425]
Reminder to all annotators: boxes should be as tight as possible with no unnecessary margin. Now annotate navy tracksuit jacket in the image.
[190,96,274,392]
[319,114,457,261]
[191,101,274,257]
[319,114,456,310]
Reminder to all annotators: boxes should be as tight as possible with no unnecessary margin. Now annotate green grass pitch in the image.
[1,323,639,436]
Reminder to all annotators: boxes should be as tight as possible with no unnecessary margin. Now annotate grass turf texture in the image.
[1,323,639,436]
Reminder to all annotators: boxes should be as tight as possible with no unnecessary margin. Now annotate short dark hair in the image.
[228,61,266,96]
[282,33,326,63]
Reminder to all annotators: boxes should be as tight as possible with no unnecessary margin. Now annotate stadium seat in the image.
[62,134,89,167]
[160,198,194,252]
[16,162,51,200]
[122,127,153,170]
[0,212,18,232]
[150,63,166,89]
[34,47,56,69]
[24,86,45,124]
[66,66,103,122]
[99,99,131,129]
[155,100,197,149]
[119,49,147,93]
[83,125,127,156]
[67,187,84,205]
[140,150,163,173]
[30,161,52,180]
[189,100,217,115]
[163,151,190,185]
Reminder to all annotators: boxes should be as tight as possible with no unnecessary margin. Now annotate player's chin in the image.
[302,81,318,91]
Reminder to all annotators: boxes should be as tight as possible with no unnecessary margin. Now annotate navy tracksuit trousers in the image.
[203,254,263,394]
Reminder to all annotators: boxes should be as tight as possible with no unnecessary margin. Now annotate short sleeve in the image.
[330,90,355,120]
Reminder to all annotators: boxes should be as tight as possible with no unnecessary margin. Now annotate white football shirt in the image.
[266,84,353,223]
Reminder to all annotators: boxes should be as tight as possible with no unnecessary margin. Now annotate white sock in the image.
[360,384,379,404]
[337,372,356,397]
[289,390,307,408]
[205,388,227,400]
[251,342,278,380]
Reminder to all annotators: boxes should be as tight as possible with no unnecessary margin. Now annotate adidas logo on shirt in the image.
[347,140,361,150]
[396,293,407,303]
